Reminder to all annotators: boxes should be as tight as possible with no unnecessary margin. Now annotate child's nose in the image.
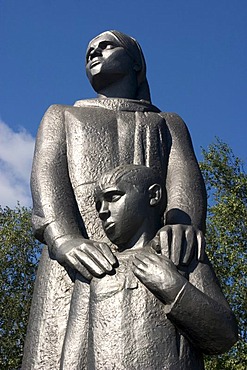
[99,202,110,221]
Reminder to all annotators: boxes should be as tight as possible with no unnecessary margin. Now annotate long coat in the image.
[22,98,232,369]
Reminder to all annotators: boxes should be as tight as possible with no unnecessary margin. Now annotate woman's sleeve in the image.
[31,104,86,255]
[161,113,207,233]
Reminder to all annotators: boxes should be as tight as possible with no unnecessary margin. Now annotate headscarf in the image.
[88,30,151,103]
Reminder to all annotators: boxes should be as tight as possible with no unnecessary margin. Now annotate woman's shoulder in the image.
[159,112,185,124]
[159,112,188,131]
[45,103,72,114]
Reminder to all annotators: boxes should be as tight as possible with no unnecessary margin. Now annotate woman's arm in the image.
[31,104,116,279]
[156,113,207,265]
[31,104,84,245]
[161,112,207,232]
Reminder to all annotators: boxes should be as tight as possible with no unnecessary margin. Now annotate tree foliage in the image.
[0,204,42,369]
[200,139,247,370]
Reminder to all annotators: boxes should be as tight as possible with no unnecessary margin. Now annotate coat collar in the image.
[74,98,160,113]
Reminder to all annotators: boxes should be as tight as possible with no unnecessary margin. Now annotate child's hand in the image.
[132,249,186,304]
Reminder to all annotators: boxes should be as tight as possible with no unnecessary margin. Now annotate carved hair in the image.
[96,164,167,215]
[109,31,151,102]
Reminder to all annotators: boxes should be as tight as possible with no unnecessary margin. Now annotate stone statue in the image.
[22,31,238,369]
[61,164,238,369]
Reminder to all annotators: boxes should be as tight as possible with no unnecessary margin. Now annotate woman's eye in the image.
[105,44,115,50]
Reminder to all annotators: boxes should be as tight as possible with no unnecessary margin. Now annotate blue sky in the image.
[1,0,246,207]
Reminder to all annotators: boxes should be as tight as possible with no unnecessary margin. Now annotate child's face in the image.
[95,180,149,248]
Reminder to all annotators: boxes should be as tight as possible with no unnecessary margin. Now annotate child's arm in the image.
[132,249,238,355]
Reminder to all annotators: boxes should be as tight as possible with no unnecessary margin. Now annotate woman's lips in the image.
[90,59,101,68]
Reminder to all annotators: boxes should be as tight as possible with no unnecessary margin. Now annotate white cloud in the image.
[0,120,35,208]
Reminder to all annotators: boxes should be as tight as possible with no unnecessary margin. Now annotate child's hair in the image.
[96,164,167,217]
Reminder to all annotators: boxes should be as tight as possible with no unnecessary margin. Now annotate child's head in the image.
[94,164,166,249]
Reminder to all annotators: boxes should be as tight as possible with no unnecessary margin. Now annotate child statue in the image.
[61,164,237,370]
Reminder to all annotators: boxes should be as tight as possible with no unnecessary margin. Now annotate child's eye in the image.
[105,193,122,202]
[110,194,121,202]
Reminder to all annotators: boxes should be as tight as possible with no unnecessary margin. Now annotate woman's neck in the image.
[97,74,138,100]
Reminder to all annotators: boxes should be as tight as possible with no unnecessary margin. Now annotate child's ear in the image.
[148,184,162,206]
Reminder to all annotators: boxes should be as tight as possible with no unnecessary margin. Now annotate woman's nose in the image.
[89,47,102,60]
[99,201,110,221]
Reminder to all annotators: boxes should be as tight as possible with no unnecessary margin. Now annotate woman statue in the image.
[22,31,209,369]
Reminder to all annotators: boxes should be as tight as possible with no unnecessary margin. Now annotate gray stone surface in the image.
[22,31,238,370]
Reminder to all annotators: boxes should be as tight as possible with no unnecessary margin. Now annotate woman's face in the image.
[85,32,136,92]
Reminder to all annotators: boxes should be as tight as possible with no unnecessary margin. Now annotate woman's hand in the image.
[55,238,117,281]
[156,224,205,266]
